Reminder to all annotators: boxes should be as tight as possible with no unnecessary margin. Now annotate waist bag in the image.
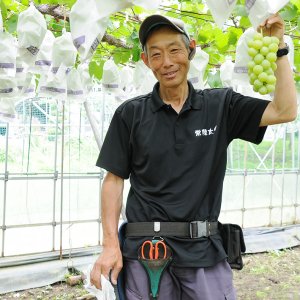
[218,222,246,270]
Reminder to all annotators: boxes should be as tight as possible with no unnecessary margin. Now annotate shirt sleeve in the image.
[96,107,131,179]
[227,89,270,144]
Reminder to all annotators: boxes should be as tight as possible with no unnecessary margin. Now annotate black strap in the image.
[125,221,218,238]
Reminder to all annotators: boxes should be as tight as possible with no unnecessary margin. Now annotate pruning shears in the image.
[141,240,167,260]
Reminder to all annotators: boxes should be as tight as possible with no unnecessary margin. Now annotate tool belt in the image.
[125,221,219,238]
[218,222,246,270]
[125,221,245,270]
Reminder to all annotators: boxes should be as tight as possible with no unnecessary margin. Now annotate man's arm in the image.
[260,15,297,127]
[90,172,124,289]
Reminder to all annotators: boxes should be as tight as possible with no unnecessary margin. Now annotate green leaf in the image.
[280,4,298,21]
[113,50,131,64]
[132,46,141,62]
[0,0,7,20]
[290,0,300,10]
[207,71,222,88]
[239,16,251,28]
[214,30,229,51]
[297,16,300,31]
[6,14,18,33]
[21,0,29,6]
[233,4,248,17]
[89,60,104,81]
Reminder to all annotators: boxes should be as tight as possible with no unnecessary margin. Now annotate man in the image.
[91,13,297,300]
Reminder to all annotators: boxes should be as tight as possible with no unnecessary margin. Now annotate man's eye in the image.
[151,53,160,58]
[171,48,179,53]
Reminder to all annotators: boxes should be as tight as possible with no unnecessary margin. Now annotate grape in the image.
[253,40,263,50]
[267,75,276,84]
[254,54,264,64]
[271,62,277,71]
[261,59,271,70]
[247,61,256,70]
[263,36,272,46]
[253,65,263,75]
[248,47,258,57]
[247,32,279,95]
[260,46,269,56]
[258,72,268,83]
[271,36,280,44]
[269,43,279,53]
[259,86,268,95]
[247,40,254,48]
[266,52,277,63]
[266,84,275,93]
[253,33,263,40]
[254,79,263,89]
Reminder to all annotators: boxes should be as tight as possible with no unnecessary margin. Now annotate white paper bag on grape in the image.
[232,28,255,85]
[70,0,109,62]
[0,8,3,31]
[133,61,157,95]
[51,29,77,75]
[70,0,134,61]
[30,30,55,75]
[17,3,47,55]
[37,66,67,100]
[66,67,85,101]
[0,98,17,122]
[220,57,235,87]
[0,31,17,77]
[188,48,209,89]
[206,0,237,28]
[78,62,93,96]
[0,77,18,98]
[246,0,290,29]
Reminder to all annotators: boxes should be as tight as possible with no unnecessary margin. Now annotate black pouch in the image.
[218,222,246,270]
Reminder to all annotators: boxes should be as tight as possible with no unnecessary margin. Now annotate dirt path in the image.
[1,246,300,300]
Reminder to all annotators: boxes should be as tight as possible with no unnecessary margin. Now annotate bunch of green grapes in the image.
[247,33,279,95]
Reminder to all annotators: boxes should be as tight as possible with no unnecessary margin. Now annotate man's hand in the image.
[90,245,123,289]
[259,14,285,45]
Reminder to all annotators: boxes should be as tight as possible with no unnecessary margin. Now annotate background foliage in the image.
[0,0,300,89]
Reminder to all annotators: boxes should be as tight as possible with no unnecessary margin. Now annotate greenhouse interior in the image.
[0,0,300,298]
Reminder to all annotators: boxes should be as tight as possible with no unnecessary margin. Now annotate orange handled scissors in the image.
[141,240,167,260]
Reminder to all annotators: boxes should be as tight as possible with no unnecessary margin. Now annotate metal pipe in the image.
[280,125,287,226]
[0,218,100,230]
[52,105,59,251]
[269,127,277,226]
[1,123,9,257]
[59,102,65,259]
[241,142,248,227]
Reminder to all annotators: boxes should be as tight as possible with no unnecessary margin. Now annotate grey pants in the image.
[124,259,236,300]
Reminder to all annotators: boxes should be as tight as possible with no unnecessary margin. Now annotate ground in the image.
[0,246,300,300]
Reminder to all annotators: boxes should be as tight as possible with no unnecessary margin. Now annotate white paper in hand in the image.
[247,0,290,29]
[84,265,116,300]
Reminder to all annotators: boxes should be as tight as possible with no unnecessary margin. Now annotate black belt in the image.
[125,221,218,238]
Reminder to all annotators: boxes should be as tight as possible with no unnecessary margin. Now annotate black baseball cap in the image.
[139,14,190,50]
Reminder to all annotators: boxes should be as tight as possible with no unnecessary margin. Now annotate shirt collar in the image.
[150,80,202,113]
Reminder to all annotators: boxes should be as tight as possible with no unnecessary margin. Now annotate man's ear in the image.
[188,39,196,60]
[141,52,150,68]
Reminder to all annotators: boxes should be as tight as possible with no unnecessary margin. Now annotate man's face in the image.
[141,26,191,89]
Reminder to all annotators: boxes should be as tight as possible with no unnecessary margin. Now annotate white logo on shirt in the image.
[195,126,217,137]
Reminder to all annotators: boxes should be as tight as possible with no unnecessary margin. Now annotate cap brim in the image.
[139,15,187,49]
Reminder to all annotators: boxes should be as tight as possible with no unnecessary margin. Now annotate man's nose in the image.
[162,53,173,67]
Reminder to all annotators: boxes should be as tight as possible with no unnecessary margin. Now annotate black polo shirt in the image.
[96,81,269,267]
